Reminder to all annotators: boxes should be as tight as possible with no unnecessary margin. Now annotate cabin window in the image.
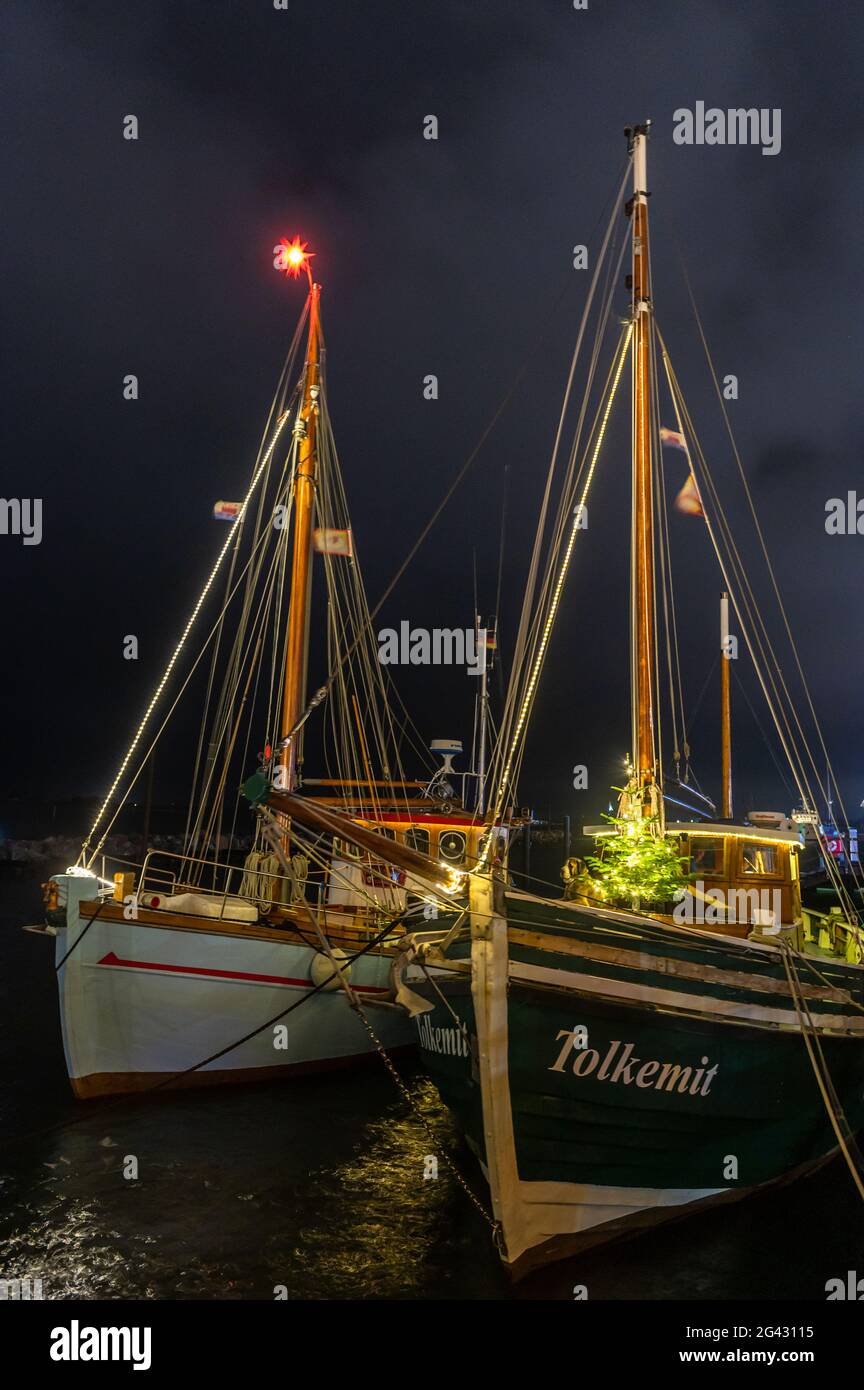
[374,826,396,841]
[438,830,467,864]
[742,842,778,876]
[405,827,430,855]
[334,837,361,860]
[689,837,725,877]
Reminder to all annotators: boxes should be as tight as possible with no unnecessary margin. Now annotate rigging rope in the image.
[484,322,634,852]
[82,490,290,868]
[658,331,860,921]
[79,407,293,867]
[780,943,864,1203]
[681,263,862,864]
[183,309,308,852]
[277,166,635,786]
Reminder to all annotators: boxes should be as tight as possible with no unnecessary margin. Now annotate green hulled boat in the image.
[396,877,864,1274]
[391,122,864,1275]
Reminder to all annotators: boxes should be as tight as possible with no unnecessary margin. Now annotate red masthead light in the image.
[274,236,314,283]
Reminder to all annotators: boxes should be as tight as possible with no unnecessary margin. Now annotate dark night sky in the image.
[2,0,863,833]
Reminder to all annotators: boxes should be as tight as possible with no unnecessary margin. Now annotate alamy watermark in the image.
[50,1322,151,1370]
[0,498,42,545]
[378,623,486,675]
[826,1271,864,1300]
[673,103,781,157]
[0,1276,43,1299]
[673,882,781,927]
[826,492,864,535]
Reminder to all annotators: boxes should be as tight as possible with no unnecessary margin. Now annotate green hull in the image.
[409,891,864,1268]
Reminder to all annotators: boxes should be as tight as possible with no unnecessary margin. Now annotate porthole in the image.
[438,830,467,864]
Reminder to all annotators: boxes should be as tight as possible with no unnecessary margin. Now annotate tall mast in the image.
[629,122,657,810]
[280,277,321,791]
[720,591,733,818]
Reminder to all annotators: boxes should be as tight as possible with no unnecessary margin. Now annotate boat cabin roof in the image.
[584,821,801,846]
[669,822,801,845]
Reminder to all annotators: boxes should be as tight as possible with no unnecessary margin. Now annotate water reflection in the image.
[0,1069,504,1300]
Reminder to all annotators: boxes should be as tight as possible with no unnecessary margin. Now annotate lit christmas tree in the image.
[586,808,689,911]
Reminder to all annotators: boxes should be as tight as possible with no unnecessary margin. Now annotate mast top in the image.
[274,236,316,289]
[627,122,650,191]
[624,120,651,150]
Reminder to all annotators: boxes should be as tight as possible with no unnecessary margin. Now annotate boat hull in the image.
[56,893,413,1098]
[408,890,864,1272]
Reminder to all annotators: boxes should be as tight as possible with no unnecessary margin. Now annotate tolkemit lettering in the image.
[549,1031,718,1097]
[416,1015,469,1058]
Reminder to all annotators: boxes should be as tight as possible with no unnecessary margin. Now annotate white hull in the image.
[55,894,412,1098]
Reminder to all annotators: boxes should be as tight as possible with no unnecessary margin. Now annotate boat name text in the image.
[416,1015,470,1057]
[549,1030,718,1097]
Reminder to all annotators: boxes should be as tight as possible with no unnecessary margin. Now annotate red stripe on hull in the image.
[95,951,388,992]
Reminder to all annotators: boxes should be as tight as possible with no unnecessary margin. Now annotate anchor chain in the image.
[352,1002,504,1251]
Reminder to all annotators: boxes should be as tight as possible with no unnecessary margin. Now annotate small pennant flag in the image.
[659,426,688,451]
[313,527,353,556]
[213,500,242,522]
[674,473,704,517]
[477,628,497,666]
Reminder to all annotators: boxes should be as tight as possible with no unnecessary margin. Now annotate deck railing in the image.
[137,848,326,921]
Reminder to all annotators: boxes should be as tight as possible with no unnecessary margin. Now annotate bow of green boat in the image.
[395,881,864,1275]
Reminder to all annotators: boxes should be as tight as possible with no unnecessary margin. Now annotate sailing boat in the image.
[387,124,864,1274]
[39,241,497,1098]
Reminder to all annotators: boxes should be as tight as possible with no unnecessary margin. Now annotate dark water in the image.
[2,877,862,1301]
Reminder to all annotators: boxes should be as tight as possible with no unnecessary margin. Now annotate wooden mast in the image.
[280,279,321,792]
[720,591,733,818]
[630,123,657,811]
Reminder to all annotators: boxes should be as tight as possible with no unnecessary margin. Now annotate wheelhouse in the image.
[326,814,509,911]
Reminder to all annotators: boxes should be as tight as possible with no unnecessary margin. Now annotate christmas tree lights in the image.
[586,807,689,911]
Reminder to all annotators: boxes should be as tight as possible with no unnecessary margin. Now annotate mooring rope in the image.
[780,943,864,1203]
